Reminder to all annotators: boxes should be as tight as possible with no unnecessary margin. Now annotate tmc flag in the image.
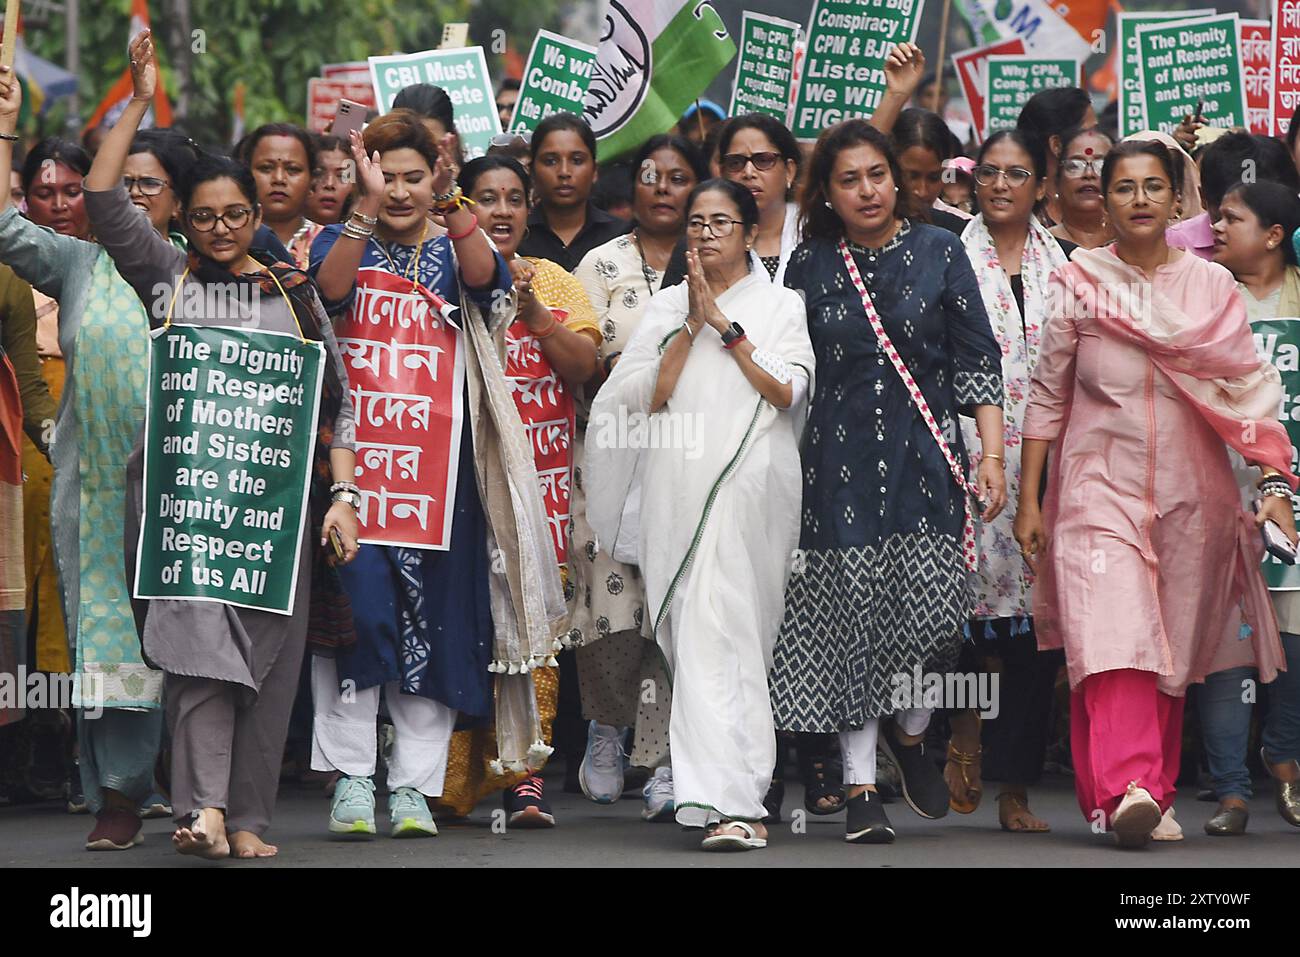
[584,0,736,161]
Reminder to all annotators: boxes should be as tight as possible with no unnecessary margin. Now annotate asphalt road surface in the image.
[3,768,1297,868]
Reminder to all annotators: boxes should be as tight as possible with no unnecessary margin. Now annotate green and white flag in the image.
[583,0,737,161]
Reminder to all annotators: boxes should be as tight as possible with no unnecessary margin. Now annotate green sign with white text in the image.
[730,12,801,121]
[983,56,1079,133]
[369,47,500,158]
[134,324,323,615]
[1251,317,1300,590]
[1135,13,1248,135]
[509,31,597,133]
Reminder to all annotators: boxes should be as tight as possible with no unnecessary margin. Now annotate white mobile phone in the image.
[1262,518,1298,565]
[329,99,369,139]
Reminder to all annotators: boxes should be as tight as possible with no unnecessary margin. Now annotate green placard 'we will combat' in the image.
[134,324,324,615]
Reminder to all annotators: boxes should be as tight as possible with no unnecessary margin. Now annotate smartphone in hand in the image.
[329,99,368,139]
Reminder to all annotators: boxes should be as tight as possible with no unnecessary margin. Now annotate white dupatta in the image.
[959,213,1067,624]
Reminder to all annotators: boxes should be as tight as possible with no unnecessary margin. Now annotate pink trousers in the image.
[1070,669,1184,823]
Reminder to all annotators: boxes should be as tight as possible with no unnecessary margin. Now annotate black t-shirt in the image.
[516,202,631,273]
[1008,235,1076,320]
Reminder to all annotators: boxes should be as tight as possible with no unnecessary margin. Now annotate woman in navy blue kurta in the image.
[768,120,1006,843]
[305,110,512,837]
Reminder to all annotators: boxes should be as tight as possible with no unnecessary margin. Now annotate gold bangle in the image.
[983,452,1004,461]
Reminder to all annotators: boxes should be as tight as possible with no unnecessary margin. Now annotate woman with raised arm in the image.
[1014,140,1297,849]
[308,111,564,841]
[0,63,201,851]
[82,30,360,860]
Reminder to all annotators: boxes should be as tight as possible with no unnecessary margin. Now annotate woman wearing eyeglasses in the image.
[76,32,360,860]
[237,123,320,269]
[1049,127,1115,250]
[770,120,1006,845]
[585,178,814,850]
[716,113,802,285]
[0,63,199,852]
[1015,140,1296,849]
[952,130,1074,834]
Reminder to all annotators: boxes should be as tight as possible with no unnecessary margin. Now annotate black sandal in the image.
[762,778,784,824]
[799,746,845,816]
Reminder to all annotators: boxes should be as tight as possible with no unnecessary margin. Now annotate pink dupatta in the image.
[1059,246,1293,682]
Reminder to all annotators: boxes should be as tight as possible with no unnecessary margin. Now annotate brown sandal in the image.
[998,792,1050,832]
[945,743,983,814]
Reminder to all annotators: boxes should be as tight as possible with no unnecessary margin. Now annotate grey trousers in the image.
[164,621,305,836]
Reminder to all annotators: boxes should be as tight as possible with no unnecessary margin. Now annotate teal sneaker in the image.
[328,775,377,838]
[389,786,438,837]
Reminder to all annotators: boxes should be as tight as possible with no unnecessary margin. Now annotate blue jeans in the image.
[1199,632,1300,801]
[1262,632,1300,766]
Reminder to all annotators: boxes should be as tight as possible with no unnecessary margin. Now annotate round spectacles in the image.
[721,151,782,174]
[1109,178,1171,206]
[973,165,1033,188]
[1061,158,1104,178]
[686,216,744,237]
[187,207,254,232]
[123,176,170,197]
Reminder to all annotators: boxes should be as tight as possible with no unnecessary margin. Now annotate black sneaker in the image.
[505,774,555,828]
[845,790,896,844]
[879,722,950,820]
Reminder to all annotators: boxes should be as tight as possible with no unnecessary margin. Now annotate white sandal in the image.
[701,820,767,851]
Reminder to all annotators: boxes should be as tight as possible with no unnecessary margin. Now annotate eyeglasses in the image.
[686,215,744,237]
[187,207,254,232]
[721,151,782,174]
[1109,178,1172,206]
[123,176,170,196]
[973,165,1033,188]
[1061,158,1104,178]
[490,131,532,148]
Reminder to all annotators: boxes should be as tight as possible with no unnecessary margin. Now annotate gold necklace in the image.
[373,222,429,291]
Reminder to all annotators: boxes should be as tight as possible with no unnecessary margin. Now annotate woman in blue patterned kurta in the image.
[769,121,1007,844]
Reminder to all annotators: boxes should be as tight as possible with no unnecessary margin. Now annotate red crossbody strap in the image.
[837,239,979,573]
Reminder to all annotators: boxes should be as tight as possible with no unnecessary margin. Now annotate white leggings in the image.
[310,656,457,797]
[838,708,933,786]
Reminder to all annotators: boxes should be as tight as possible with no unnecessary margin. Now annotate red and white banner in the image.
[1272,0,1300,138]
[321,62,372,82]
[337,269,465,550]
[306,76,377,133]
[504,315,574,565]
[953,36,1025,142]
[1241,19,1272,135]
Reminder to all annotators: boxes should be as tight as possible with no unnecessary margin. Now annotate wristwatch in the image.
[720,322,746,347]
[332,489,362,511]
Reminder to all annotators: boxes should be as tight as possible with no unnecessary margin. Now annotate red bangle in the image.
[446,220,478,241]
[723,334,747,350]
[530,316,559,339]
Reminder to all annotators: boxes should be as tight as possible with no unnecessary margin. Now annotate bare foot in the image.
[998,791,1050,832]
[229,830,278,859]
[173,807,230,859]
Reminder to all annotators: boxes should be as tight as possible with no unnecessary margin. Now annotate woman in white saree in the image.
[585,179,814,850]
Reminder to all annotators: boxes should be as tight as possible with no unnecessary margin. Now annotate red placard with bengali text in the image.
[504,313,574,566]
[953,36,1026,143]
[1271,0,1300,138]
[336,268,464,550]
[306,77,378,133]
[1241,20,1272,135]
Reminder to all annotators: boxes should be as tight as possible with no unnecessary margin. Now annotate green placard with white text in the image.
[369,46,500,158]
[509,31,597,133]
[983,56,1080,133]
[790,0,925,142]
[1135,13,1248,135]
[1117,10,1214,138]
[134,324,323,615]
[730,11,801,121]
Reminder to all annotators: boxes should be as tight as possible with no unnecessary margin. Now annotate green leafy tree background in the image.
[24,0,582,144]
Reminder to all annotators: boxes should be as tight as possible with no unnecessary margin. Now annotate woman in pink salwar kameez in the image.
[1014,140,1298,849]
